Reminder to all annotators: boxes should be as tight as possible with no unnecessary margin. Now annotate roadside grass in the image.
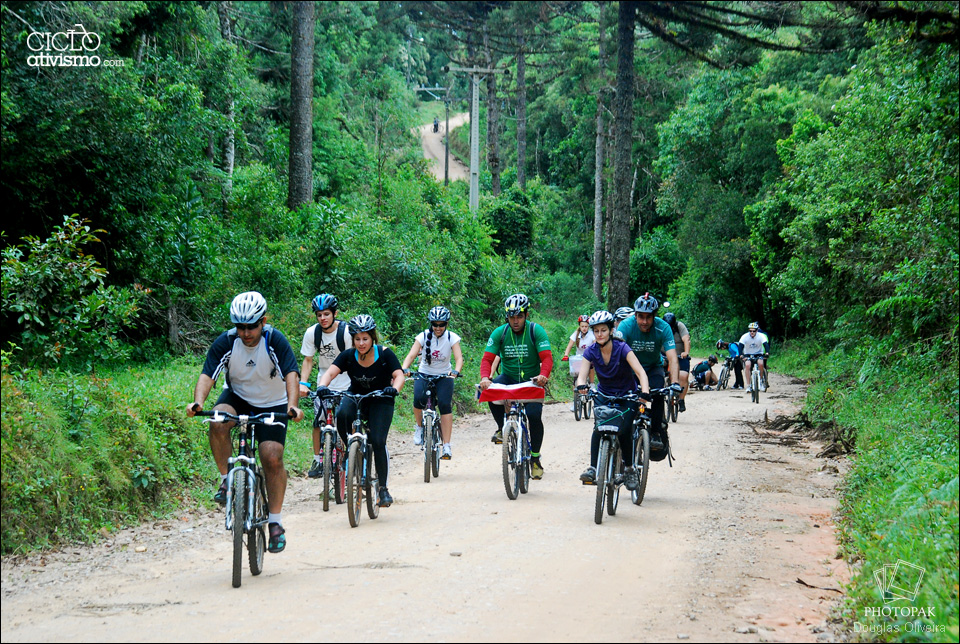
[777,340,959,642]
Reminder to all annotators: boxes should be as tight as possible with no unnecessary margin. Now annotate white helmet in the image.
[588,310,615,329]
[230,291,267,324]
[348,314,377,334]
[504,293,530,317]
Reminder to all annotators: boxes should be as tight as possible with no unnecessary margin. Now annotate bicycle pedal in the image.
[581,480,596,486]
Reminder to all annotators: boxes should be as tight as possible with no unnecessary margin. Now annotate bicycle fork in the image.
[225,456,257,532]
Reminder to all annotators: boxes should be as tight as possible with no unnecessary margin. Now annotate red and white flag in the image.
[477,381,545,403]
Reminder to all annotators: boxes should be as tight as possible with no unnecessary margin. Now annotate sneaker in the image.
[268,523,286,553]
[650,433,665,451]
[704,385,714,391]
[678,399,686,413]
[441,444,452,460]
[491,429,503,444]
[580,466,597,485]
[732,384,743,390]
[760,384,767,392]
[413,425,423,446]
[213,480,228,505]
[531,458,544,480]
[378,488,393,508]
[746,386,753,393]
[307,458,323,478]
[623,465,639,491]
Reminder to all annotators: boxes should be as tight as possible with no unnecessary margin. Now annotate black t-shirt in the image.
[332,346,402,394]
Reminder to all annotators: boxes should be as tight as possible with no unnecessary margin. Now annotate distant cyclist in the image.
[575,310,650,489]
[316,314,404,508]
[663,312,691,412]
[186,291,304,554]
[738,322,770,392]
[298,293,352,479]
[401,306,464,459]
[691,355,719,390]
[716,339,744,389]
[478,294,553,480]
[561,314,596,407]
[616,293,681,451]
[612,306,634,340]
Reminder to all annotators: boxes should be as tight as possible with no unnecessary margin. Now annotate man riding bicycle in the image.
[186,291,304,554]
[298,293,352,479]
[616,293,681,450]
[478,294,553,480]
[738,322,770,392]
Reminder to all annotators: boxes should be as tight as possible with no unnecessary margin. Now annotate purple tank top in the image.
[583,340,638,396]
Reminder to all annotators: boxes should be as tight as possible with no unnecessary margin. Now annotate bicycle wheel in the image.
[607,444,621,516]
[518,428,530,495]
[346,442,362,528]
[752,369,759,404]
[574,393,582,421]
[334,444,345,504]
[365,451,380,520]
[431,421,441,479]
[231,469,246,588]
[502,422,519,500]
[322,432,333,511]
[584,396,593,419]
[632,427,650,506]
[595,439,609,525]
[423,412,434,483]
[719,365,729,390]
[248,473,266,576]
[670,396,679,423]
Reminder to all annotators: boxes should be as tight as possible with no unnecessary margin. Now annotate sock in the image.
[268,513,282,527]
[313,454,321,463]
[220,474,227,484]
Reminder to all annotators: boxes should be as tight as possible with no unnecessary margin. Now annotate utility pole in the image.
[443,65,509,212]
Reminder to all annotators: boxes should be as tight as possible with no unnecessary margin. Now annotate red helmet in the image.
[578,315,589,323]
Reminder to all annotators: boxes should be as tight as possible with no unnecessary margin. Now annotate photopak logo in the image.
[853,559,944,637]
[26,24,120,68]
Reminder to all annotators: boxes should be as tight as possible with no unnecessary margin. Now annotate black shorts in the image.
[215,389,288,445]
[678,356,691,372]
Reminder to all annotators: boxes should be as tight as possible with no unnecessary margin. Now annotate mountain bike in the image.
[195,409,285,588]
[717,357,733,390]
[650,386,677,467]
[307,389,345,511]
[340,390,392,528]
[565,356,592,421]
[412,373,454,483]
[745,355,763,404]
[588,392,648,524]
[501,401,533,500]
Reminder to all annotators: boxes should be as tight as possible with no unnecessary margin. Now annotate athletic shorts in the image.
[215,389,288,445]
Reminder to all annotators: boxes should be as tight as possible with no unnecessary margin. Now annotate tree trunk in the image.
[592,2,607,300]
[607,1,636,310]
[217,1,236,200]
[483,25,502,196]
[516,37,527,191]
[287,1,314,211]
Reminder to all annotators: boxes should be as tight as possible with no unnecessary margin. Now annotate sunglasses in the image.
[235,322,260,331]
[431,322,448,328]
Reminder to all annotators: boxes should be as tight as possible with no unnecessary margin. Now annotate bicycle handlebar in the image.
[194,409,289,426]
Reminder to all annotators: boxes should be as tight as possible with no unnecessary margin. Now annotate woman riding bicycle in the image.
[575,310,650,490]
[316,314,404,508]
[561,314,596,408]
[401,306,464,459]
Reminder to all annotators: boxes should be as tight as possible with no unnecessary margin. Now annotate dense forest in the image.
[2,1,957,639]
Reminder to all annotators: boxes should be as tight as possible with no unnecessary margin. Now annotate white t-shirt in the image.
[227,338,288,407]
[415,329,462,375]
[739,331,769,356]
[569,329,596,356]
[301,322,352,390]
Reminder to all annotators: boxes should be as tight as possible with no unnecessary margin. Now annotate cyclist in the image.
[612,306,634,340]
[738,322,770,393]
[575,311,650,489]
[478,294,553,480]
[561,314,596,408]
[616,293,681,452]
[716,339,744,389]
[298,293,352,480]
[401,306,464,459]
[316,314,405,508]
[186,291,304,554]
[691,355,719,390]
[663,312,691,412]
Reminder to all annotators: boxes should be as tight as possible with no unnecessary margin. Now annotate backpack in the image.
[223,324,281,382]
[314,321,348,355]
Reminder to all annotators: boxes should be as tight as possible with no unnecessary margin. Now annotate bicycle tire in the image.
[670,397,679,423]
[607,444,621,516]
[322,432,333,511]
[632,427,650,506]
[502,422,519,500]
[249,473,266,576]
[423,411,434,483]
[365,451,380,520]
[431,421,441,479]
[574,394,582,421]
[595,439,609,525]
[719,365,729,390]
[518,423,531,494]
[231,469,246,588]
[346,442,362,528]
[752,369,759,404]
[585,396,592,419]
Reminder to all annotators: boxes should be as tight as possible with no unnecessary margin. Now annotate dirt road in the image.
[1,370,847,642]
[418,112,470,181]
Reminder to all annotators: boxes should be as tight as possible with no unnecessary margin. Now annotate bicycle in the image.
[306,389,345,511]
[412,372,455,483]
[587,392,650,524]
[565,356,592,422]
[500,400,533,500]
[340,390,392,528]
[745,355,763,404]
[717,357,733,390]
[195,409,285,588]
[650,386,677,467]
